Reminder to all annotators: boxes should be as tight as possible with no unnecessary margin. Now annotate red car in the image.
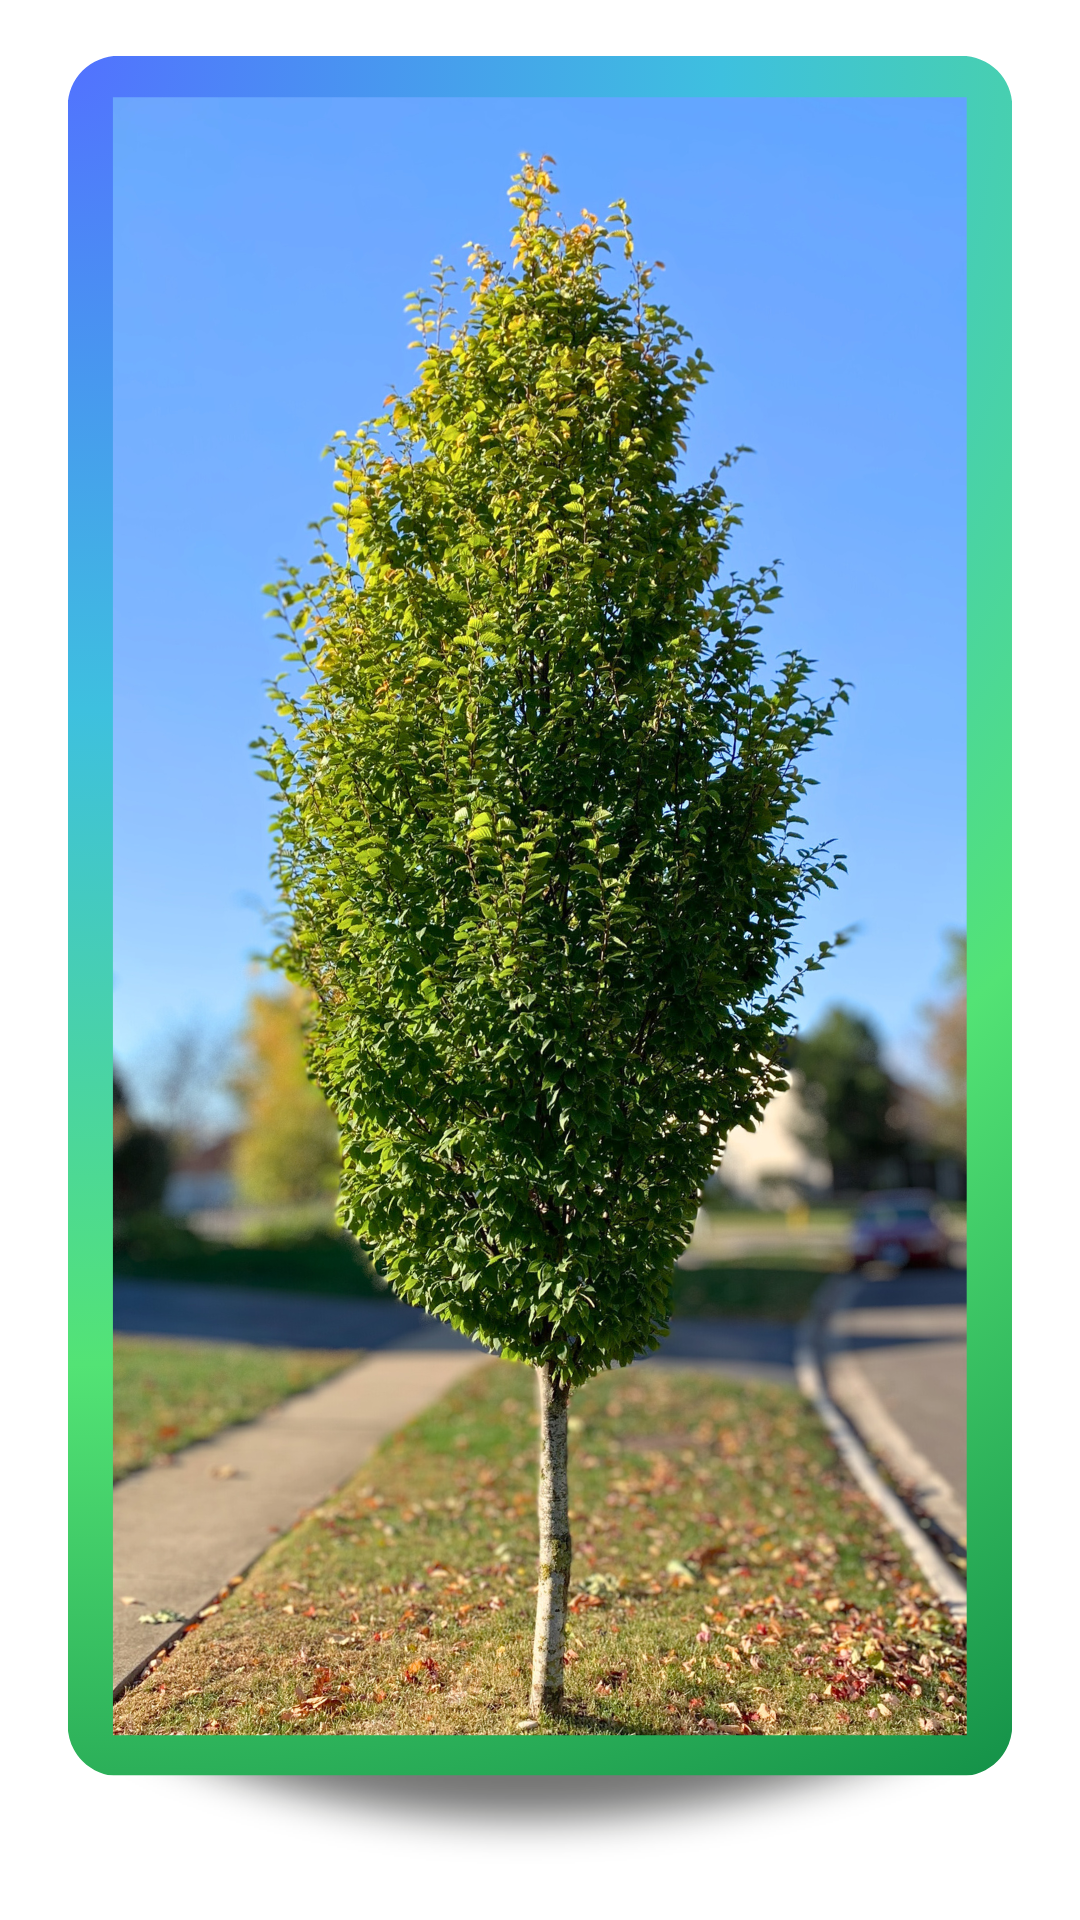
[849,1190,953,1270]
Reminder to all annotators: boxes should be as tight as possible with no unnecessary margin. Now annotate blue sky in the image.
[113,94,965,1121]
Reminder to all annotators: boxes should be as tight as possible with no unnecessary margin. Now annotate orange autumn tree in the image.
[232,982,340,1207]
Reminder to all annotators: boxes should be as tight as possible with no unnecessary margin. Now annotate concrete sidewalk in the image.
[113,1350,488,1692]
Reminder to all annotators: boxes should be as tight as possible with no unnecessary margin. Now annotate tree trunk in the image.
[529,1362,572,1715]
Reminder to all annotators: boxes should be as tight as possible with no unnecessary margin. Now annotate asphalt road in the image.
[113,1279,797,1379]
[114,1278,476,1352]
[824,1271,966,1536]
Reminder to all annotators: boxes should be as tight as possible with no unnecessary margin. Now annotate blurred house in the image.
[714,1080,832,1208]
[713,1068,965,1209]
[163,1135,237,1217]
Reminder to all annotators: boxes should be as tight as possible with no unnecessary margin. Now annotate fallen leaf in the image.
[694,1545,727,1571]
[403,1658,441,1687]
[580,1572,620,1598]
[666,1560,699,1586]
[137,1609,186,1625]
[594,1668,628,1695]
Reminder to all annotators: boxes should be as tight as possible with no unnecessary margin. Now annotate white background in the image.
[0,3,1072,1912]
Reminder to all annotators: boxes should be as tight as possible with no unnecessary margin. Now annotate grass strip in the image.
[114,1219,383,1295]
[115,1247,826,1318]
[671,1265,831,1321]
[114,1360,965,1738]
[113,1335,360,1480]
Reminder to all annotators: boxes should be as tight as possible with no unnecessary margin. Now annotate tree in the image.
[113,1070,170,1222]
[150,1019,225,1154]
[921,931,966,1157]
[258,158,847,1715]
[788,1005,911,1191]
[231,982,341,1207]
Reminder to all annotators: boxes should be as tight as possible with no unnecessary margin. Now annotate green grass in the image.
[670,1265,830,1321]
[113,1335,360,1479]
[116,1223,828,1321]
[114,1217,384,1297]
[115,1360,965,1739]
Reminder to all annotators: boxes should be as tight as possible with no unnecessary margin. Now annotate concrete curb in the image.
[795,1277,966,1623]
[826,1348,967,1551]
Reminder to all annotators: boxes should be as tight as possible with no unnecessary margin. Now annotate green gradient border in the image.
[71,54,1010,1777]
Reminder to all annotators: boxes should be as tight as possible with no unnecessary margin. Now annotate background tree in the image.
[788,1004,912,1193]
[258,158,847,1715]
[921,930,966,1157]
[147,1019,227,1155]
[112,1070,170,1224]
[231,982,341,1207]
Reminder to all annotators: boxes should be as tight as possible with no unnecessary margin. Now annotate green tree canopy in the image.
[788,1004,909,1189]
[259,156,848,1385]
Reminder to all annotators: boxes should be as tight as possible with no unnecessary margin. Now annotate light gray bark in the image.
[529,1362,572,1715]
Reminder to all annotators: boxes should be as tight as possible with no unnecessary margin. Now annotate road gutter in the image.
[795,1276,966,1622]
